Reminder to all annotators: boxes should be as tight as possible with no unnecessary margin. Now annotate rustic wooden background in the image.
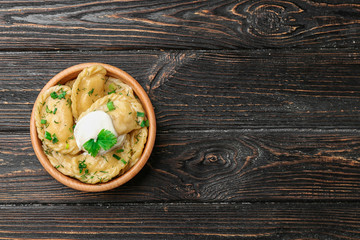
[0,0,359,239]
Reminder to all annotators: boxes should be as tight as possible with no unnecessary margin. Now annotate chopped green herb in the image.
[116,149,124,153]
[45,105,53,114]
[53,108,57,114]
[137,111,145,117]
[55,164,64,169]
[45,131,52,141]
[50,91,58,99]
[41,119,47,124]
[129,112,132,115]
[113,154,120,160]
[54,120,59,124]
[108,90,116,95]
[88,88,94,96]
[140,119,149,127]
[100,171,108,173]
[121,159,127,165]
[107,100,115,111]
[78,159,87,174]
[66,98,72,107]
[58,89,66,99]
[52,133,59,144]
[65,143,69,149]
[108,83,116,91]
[101,156,108,162]
[135,133,141,144]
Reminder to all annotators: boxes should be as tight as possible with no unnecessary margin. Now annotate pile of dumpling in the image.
[34,65,148,184]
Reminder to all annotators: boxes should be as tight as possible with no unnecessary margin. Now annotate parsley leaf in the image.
[113,154,120,160]
[41,119,47,124]
[50,92,58,99]
[97,129,117,151]
[88,88,94,96]
[83,138,101,157]
[78,159,87,173]
[83,129,117,157]
[58,89,66,99]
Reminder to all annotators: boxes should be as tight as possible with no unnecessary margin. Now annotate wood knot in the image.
[234,0,303,37]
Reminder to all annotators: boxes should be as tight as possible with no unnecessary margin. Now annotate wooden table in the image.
[1,1,359,239]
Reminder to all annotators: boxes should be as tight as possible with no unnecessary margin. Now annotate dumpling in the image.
[34,85,79,155]
[104,76,135,98]
[71,65,107,119]
[78,94,146,135]
[48,148,129,184]
[122,127,148,167]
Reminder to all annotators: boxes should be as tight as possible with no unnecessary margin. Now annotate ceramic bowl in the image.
[30,63,156,192]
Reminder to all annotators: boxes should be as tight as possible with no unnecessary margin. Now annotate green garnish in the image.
[137,112,145,117]
[50,91,58,99]
[65,143,69,149]
[52,133,59,143]
[88,88,94,96]
[45,105,52,114]
[107,100,115,111]
[97,129,117,151]
[83,139,101,157]
[121,159,127,165]
[78,159,87,174]
[41,119,47,124]
[83,129,117,157]
[51,89,66,99]
[54,120,59,124]
[58,89,66,99]
[108,83,116,91]
[140,119,149,127]
[108,90,116,95]
[100,171,108,173]
[45,131,52,141]
[113,154,120,160]
[53,108,57,114]
[116,149,124,153]
[66,98,72,107]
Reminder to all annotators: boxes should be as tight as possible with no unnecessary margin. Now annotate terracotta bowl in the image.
[30,63,156,192]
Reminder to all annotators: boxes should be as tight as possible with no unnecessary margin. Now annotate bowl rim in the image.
[30,63,156,192]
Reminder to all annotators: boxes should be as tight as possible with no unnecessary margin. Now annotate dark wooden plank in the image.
[0,0,359,50]
[1,131,360,203]
[1,202,360,239]
[0,50,359,131]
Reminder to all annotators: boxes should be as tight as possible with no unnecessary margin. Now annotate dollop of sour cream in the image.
[74,110,125,155]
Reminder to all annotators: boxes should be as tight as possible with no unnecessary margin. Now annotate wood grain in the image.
[0,49,359,131]
[0,0,358,50]
[1,131,359,203]
[1,202,360,239]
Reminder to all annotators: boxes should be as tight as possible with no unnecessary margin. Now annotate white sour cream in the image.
[74,110,125,155]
